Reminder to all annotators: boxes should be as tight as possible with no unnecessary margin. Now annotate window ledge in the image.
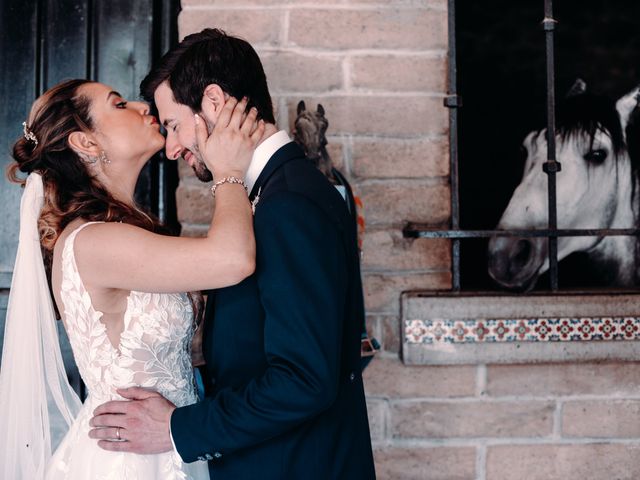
[401,292,640,365]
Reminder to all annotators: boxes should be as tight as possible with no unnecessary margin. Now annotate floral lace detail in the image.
[54,222,203,479]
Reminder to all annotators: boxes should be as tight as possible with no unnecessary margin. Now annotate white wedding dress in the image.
[45,222,209,480]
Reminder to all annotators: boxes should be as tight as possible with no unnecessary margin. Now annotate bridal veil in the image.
[0,173,81,478]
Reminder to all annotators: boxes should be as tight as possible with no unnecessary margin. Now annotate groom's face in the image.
[154,81,213,182]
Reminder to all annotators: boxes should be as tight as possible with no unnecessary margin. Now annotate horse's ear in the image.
[297,100,306,115]
[616,86,640,133]
[566,78,587,98]
[317,104,325,116]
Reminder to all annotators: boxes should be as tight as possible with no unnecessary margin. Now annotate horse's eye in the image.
[584,149,607,163]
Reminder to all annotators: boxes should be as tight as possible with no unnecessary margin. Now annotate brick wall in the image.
[177,1,640,479]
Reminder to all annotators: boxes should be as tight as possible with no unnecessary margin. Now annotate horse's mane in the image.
[532,91,637,189]
[626,104,640,171]
[552,90,640,226]
[531,90,640,213]
[555,92,626,156]
[625,104,640,212]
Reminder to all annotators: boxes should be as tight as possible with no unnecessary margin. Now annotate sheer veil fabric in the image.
[0,173,82,479]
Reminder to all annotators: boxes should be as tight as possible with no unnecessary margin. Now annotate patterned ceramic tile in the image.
[404,317,640,344]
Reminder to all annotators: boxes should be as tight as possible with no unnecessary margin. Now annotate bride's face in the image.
[81,82,165,165]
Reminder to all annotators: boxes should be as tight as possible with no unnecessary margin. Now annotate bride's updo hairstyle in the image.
[8,79,161,276]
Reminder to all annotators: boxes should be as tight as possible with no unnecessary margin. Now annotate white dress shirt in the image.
[244,129,292,193]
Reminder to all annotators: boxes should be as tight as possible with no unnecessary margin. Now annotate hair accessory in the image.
[22,122,38,146]
[210,176,247,198]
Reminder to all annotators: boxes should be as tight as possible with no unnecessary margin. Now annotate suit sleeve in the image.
[170,191,348,462]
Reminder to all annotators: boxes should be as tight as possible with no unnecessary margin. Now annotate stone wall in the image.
[177,1,640,478]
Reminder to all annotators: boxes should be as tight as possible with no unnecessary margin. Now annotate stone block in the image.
[262,52,343,93]
[362,228,451,271]
[487,362,640,397]
[364,272,452,314]
[176,182,213,225]
[180,223,208,238]
[366,398,387,441]
[179,9,282,45]
[391,400,555,438]
[374,447,476,480]
[289,9,447,50]
[380,315,401,353]
[363,357,477,398]
[562,400,640,438]
[351,55,446,92]
[486,444,640,480]
[357,181,450,227]
[352,137,449,179]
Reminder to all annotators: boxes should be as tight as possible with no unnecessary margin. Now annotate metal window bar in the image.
[443,0,462,291]
[542,0,560,290]
[404,0,640,292]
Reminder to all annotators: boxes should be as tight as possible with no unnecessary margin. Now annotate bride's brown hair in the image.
[9,78,204,336]
[8,79,163,274]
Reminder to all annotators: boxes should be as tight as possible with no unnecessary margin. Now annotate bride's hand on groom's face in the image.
[196,96,265,180]
[88,387,176,454]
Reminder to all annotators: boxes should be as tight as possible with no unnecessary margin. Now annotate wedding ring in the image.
[116,426,121,440]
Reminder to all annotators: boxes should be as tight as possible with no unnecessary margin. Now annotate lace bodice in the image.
[59,222,198,408]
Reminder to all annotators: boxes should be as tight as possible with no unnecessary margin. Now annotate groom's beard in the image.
[184,146,213,183]
[192,156,213,183]
[189,116,216,183]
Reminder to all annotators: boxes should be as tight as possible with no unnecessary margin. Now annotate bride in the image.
[0,79,264,479]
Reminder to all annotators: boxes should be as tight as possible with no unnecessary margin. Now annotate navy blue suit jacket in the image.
[171,142,376,479]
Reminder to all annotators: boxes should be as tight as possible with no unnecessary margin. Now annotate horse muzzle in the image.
[487,236,547,291]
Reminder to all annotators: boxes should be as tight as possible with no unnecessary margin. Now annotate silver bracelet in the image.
[210,176,248,198]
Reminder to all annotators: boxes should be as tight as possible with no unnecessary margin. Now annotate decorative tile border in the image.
[405,317,640,344]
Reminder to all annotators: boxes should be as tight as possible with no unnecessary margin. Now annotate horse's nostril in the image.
[510,239,533,275]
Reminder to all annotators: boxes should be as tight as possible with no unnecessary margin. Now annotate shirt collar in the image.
[245,130,292,193]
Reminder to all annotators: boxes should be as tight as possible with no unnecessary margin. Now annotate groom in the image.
[90,28,375,479]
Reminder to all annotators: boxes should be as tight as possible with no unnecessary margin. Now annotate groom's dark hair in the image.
[141,28,275,123]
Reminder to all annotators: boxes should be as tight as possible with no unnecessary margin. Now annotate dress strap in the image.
[67,221,104,243]
[61,221,105,280]
[63,221,104,255]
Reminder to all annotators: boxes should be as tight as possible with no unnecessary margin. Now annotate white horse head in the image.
[488,80,640,290]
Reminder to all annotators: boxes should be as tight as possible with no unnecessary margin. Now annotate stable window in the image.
[402,0,640,364]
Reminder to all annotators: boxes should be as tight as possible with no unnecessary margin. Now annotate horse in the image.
[487,80,640,290]
[293,100,336,182]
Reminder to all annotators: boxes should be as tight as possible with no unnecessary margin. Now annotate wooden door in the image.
[0,0,180,394]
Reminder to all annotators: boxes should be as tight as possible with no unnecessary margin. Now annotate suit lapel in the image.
[249,142,306,201]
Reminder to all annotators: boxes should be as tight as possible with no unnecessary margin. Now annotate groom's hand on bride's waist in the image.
[88,387,176,454]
